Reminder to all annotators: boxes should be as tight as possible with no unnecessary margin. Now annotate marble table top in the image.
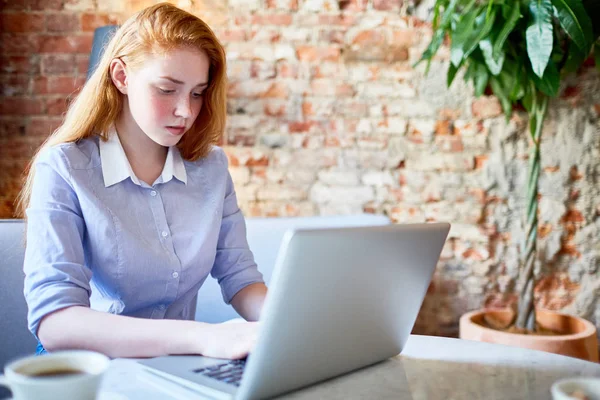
[100,335,600,400]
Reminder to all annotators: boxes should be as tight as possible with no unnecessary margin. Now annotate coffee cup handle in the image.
[0,374,11,399]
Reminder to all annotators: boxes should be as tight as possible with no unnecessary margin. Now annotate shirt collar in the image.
[99,126,187,187]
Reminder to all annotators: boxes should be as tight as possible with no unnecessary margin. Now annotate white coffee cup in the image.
[0,350,110,400]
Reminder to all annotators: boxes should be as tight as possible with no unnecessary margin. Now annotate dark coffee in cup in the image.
[27,368,87,378]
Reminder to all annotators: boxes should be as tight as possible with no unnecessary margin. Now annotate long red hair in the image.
[17,2,227,217]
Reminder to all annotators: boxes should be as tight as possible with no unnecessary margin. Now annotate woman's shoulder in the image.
[186,145,229,168]
[37,137,101,171]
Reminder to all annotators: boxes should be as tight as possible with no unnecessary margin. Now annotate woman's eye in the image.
[192,92,204,98]
[159,88,175,94]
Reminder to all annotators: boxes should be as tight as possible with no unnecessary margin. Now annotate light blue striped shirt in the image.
[24,127,263,339]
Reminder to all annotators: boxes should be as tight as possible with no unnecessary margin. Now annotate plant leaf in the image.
[415,0,460,69]
[489,76,513,120]
[531,59,560,96]
[551,0,594,55]
[474,62,490,97]
[526,0,554,77]
[563,43,587,73]
[581,0,600,39]
[447,62,460,87]
[493,2,521,58]
[480,38,505,75]
[595,43,600,74]
[450,9,481,66]
[463,9,497,60]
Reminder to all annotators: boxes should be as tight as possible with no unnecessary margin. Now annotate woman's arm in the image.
[38,306,259,359]
[230,282,268,321]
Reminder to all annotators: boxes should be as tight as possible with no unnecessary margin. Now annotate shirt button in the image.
[161,231,168,237]
[172,272,179,279]
[158,304,165,310]
[150,191,157,197]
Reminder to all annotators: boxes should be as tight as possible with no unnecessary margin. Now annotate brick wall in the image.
[1,0,599,338]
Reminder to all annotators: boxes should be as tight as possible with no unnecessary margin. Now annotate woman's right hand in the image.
[194,321,260,360]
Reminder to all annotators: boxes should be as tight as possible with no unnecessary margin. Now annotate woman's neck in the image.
[114,112,168,186]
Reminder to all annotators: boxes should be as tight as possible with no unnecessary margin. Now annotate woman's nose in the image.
[174,96,192,118]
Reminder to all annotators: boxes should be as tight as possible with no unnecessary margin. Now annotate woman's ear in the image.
[109,58,128,95]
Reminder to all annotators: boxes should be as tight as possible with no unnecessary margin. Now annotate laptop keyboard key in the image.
[193,360,247,386]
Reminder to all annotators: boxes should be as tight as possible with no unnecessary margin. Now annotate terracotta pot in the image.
[459,308,599,362]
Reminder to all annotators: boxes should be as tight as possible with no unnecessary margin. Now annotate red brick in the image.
[2,0,60,11]
[41,54,77,75]
[0,118,27,138]
[26,117,63,138]
[46,13,80,32]
[45,97,69,115]
[265,0,299,10]
[373,0,402,11]
[392,29,416,47]
[227,134,256,146]
[260,82,288,98]
[336,83,355,97]
[33,0,64,10]
[80,13,120,32]
[472,96,502,119]
[288,121,316,133]
[1,56,40,74]
[39,34,93,54]
[0,34,41,54]
[215,29,247,42]
[275,61,298,78]
[32,76,48,94]
[77,55,90,75]
[296,46,341,62]
[474,155,488,169]
[435,120,452,135]
[318,14,356,26]
[319,29,345,44]
[302,102,312,116]
[387,46,409,62]
[1,13,45,33]
[251,14,293,26]
[1,74,30,96]
[561,208,585,224]
[338,0,368,11]
[264,102,286,117]
[0,97,44,115]
[435,136,464,152]
[352,30,386,45]
[569,165,583,180]
[46,76,85,94]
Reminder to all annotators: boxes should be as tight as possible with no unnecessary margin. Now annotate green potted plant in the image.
[418,0,600,360]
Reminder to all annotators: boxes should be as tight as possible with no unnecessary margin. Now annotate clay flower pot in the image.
[459,308,599,362]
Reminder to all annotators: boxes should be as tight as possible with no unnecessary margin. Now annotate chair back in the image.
[0,219,37,368]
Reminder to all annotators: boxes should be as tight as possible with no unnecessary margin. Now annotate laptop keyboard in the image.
[192,359,246,387]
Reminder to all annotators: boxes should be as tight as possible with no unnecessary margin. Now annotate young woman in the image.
[18,3,267,360]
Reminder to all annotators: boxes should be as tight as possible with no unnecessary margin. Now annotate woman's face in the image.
[122,47,210,148]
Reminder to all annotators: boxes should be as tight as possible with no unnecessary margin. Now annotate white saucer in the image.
[552,377,600,400]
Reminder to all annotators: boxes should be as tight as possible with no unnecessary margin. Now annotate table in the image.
[99,335,600,400]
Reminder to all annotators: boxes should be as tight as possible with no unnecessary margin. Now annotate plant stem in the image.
[516,90,548,331]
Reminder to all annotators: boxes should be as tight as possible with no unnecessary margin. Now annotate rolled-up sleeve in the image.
[24,147,91,339]
[210,152,264,304]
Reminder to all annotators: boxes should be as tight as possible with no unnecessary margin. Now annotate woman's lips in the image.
[166,126,185,136]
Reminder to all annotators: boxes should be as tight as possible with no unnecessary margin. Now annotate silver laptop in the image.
[138,222,451,400]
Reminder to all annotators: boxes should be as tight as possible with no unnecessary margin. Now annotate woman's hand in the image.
[195,321,260,360]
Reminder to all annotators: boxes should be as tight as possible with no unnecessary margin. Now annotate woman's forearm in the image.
[230,283,268,321]
[37,306,209,358]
